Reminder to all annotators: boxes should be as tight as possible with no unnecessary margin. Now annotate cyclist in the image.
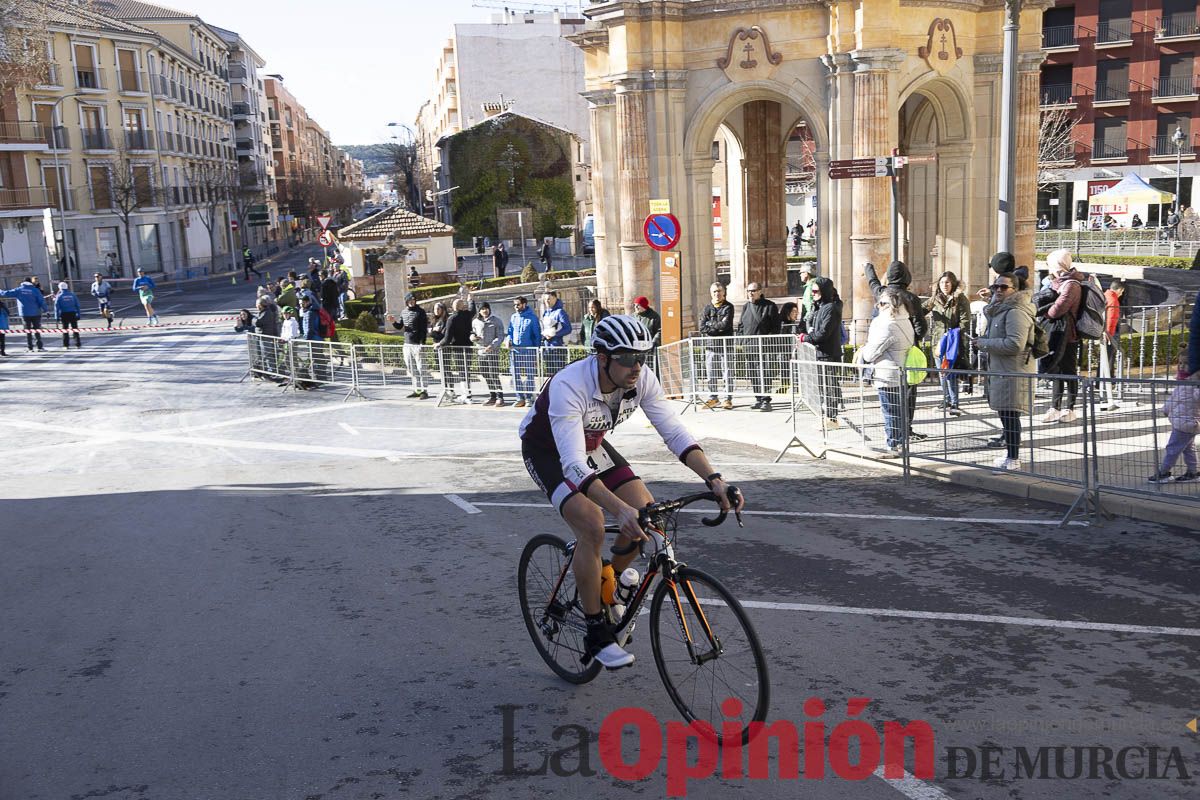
[519,314,744,669]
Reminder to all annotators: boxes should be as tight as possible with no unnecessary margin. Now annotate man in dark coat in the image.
[738,282,781,410]
[864,260,928,341]
[798,276,845,426]
[699,282,735,409]
[320,272,340,320]
[538,239,552,271]
[492,242,508,278]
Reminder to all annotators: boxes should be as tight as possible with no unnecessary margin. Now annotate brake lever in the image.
[729,486,744,527]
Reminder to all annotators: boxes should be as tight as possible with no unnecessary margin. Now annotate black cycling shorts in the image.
[522,438,639,514]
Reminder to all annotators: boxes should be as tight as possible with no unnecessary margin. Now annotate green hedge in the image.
[1034,253,1194,269]
[715,255,816,268]
[343,268,594,319]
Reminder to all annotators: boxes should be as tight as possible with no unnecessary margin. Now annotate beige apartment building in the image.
[0,0,238,283]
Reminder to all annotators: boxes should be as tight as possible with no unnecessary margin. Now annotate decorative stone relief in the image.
[918,19,963,75]
[717,26,782,81]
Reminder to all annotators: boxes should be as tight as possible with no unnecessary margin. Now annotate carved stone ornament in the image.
[717,26,783,82]
[917,18,963,76]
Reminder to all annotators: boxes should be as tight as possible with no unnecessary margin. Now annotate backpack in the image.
[840,321,850,346]
[904,345,928,386]
[1027,319,1051,361]
[318,307,336,340]
[1072,280,1106,340]
[936,328,961,369]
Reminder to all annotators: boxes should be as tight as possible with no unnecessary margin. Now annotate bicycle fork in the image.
[667,576,723,665]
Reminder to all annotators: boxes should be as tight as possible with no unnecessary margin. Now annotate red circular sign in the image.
[317,231,334,247]
[643,213,681,252]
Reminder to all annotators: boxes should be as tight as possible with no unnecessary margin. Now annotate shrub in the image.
[1034,253,1193,269]
[354,310,379,332]
[520,262,538,283]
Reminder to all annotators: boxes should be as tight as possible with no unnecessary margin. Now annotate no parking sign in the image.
[643,213,681,252]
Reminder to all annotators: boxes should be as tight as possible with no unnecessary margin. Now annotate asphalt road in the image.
[0,282,1197,800]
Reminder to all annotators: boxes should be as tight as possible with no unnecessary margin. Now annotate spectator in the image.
[0,276,47,351]
[1037,214,1051,230]
[439,297,475,403]
[277,279,297,309]
[132,268,158,326]
[864,260,928,341]
[580,299,608,345]
[1166,209,1181,240]
[320,270,340,320]
[976,265,1036,471]
[255,296,279,337]
[335,269,350,319]
[1038,248,1084,423]
[924,271,971,415]
[540,290,572,376]
[738,281,781,411]
[1131,213,1144,229]
[506,295,541,408]
[298,279,320,308]
[387,292,430,400]
[797,264,817,318]
[0,296,9,356]
[53,282,82,349]
[234,309,256,333]
[630,296,661,346]
[859,287,914,456]
[791,221,803,256]
[307,259,321,288]
[1147,345,1199,483]
[429,301,449,344]
[90,272,114,329]
[699,281,735,409]
[1098,278,1126,411]
[492,241,509,278]
[299,295,322,341]
[472,302,505,406]
[279,307,300,340]
[538,238,553,271]
[797,276,844,428]
[779,302,800,334]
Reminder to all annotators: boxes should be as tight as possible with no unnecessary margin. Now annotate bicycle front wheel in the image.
[650,567,769,743]
[518,534,602,684]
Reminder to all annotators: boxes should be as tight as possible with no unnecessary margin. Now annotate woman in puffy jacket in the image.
[858,287,914,456]
[471,302,505,406]
[923,271,971,415]
[975,266,1037,472]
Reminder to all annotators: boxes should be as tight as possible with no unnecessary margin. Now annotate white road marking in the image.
[872,767,954,800]
[444,494,482,514]
[338,422,360,436]
[468,501,1085,527]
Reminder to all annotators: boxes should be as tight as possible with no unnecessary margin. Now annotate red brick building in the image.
[1039,0,1200,227]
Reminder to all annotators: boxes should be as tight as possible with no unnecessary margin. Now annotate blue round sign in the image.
[643,213,681,252]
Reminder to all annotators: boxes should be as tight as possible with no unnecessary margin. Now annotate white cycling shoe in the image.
[591,642,635,670]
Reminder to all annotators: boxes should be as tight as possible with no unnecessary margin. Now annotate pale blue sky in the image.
[192,0,540,146]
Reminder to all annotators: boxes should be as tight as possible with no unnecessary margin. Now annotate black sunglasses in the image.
[610,352,648,368]
[989,284,1013,292]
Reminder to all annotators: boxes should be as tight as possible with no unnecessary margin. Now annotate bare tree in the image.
[102,143,161,275]
[0,0,56,99]
[1038,106,1079,189]
[183,160,234,274]
[228,162,263,256]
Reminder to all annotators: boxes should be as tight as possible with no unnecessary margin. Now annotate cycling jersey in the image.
[519,354,701,497]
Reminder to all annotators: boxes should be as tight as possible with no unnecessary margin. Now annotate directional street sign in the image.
[317,230,334,247]
[317,215,332,231]
[828,157,893,180]
[643,213,681,252]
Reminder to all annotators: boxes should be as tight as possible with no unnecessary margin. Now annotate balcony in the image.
[1096,19,1133,46]
[1092,139,1128,161]
[0,121,49,151]
[1039,83,1076,107]
[1042,25,1079,50]
[75,67,106,91]
[117,69,145,93]
[157,130,175,151]
[0,186,54,211]
[125,129,152,150]
[1152,134,1197,158]
[81,128,112,150]
[232,103,251,119]
[1040,142,1076,164]
[229,64,248,81]
[1093,81,1130,105]
[1156,13,1200,42]
[235,138,254,153]
[44,126,69,150]
[1152,75,1198,101]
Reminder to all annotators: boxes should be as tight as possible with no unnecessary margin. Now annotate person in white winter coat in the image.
[858,288,915,456]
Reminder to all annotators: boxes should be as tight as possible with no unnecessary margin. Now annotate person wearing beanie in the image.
[988,251,1016,275]
[630,295,661,347]
[1038,248,1086,423]
[864,259,927,439]
[53,281,83,348]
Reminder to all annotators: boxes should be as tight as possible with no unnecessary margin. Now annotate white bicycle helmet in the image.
[592,314,654,353]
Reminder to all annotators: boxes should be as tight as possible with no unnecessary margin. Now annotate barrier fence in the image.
[245,332,1197,519]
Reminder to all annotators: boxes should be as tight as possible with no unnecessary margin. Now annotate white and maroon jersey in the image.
[519,355,700,492]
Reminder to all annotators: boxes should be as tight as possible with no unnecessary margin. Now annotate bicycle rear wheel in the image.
[650,567,769,744]
[518,534,602,684]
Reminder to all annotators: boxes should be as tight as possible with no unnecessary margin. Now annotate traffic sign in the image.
[828,157,893,180]
[317,231,334,247]
[643,213,681,252]
[317,214,332,231]
[649,199,671,214]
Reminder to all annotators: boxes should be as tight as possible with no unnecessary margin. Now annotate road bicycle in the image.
[517,489,769,744]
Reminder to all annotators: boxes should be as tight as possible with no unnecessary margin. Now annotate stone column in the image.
[381,252,409,318]
[1014,57,1043,270]
[849,49,903,332]
[615,84,653,309]
[585,91,621,310]
[742,100,787,295]
[682,156,714,334]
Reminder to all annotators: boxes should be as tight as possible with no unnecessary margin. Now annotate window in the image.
[1096,59,1129,101]
[96,227,122,268]
[1094,117,1127,158]
[1156,113,1191,155]
[41,163,68,209]
[117,49,140,91]
[89,164,112,209]
[132,165,153,206]
[1158,54,1195,96]
[73,43,99,88]
[1098,0,1132,42]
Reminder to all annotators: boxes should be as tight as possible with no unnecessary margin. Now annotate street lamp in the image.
[48,92,87,281]
[1173,125,1186,215]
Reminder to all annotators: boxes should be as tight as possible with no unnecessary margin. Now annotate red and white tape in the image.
[0,315,241,335]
